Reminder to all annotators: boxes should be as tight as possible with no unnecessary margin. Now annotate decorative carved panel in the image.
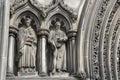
[8,0,78,79]
[5,0,120,80]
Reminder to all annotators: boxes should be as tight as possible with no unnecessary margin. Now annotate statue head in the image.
[25,16,32,27]
[55,21,61,30]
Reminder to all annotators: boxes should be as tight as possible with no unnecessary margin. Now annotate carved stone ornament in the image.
[7,0,79,79]
[2,0,120,80]
[17,16,37,76]
[37,28,50,37]
[48,21,68,73]
[10,0,77,22]
[9,26,18,37]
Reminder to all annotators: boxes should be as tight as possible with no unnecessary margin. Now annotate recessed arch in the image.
[46,13,71,33]
[16,11,41,31]
[44,6,73,31]
[10,4,42,30]
[76,0,120,79]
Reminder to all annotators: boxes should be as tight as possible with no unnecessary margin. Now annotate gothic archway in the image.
[77,0,120,80]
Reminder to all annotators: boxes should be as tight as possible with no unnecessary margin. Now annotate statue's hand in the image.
[33,41,37,46]
[28,36,34,40]
[64,37,68,41]
[58,38,66,42]
[57,38,61,42]
[26,38,33,42]
[49,41,56,50]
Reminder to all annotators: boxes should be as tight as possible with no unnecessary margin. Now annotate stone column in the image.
[67,30,77,75]
[7,27,18,76]
[37,29,49,76]
[0,0,10,80]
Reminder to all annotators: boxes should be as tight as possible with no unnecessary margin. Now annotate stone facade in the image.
[6,0,83,80]
[1,0,120,80]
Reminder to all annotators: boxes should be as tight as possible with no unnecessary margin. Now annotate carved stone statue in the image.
[48,21,68,74]
[17,16,37,73]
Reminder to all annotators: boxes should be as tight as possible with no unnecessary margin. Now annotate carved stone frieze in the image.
[91,0,110,79]
[91,0,120,80]
[117,39,120,80]
[110,18,120,80]
[103,1,120,80]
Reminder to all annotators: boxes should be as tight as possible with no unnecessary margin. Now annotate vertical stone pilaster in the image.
[37,29,49,76]
[67,30,77,75]
[0,0,10,80]
[7,27,18,76]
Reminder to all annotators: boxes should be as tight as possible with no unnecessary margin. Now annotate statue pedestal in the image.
[7,73,15,77]
[50,72,69,77]
[18,72,38,77]
[7,76,80,80]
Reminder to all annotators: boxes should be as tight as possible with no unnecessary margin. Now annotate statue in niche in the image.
[48,21,68,74]
[17,16,37,73]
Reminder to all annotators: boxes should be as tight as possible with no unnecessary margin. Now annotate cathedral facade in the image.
[0,0,120,80]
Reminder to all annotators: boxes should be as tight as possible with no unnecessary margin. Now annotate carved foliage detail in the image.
[92,0,110,79]
[110,18,120,80]
[117,39,120,79]
[103,1,120,80]
[92,0,120,80]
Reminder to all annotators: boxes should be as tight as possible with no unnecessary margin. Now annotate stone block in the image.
[50,72,69,77]
[7,76,80,80]
[18,72,38,77]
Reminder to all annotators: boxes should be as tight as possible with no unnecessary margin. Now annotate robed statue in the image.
[48,21,68,73]
[17,16,37,73]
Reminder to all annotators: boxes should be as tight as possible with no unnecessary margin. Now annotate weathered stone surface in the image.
[18,72,38,77]
[0,0,10,80]
[8,0,79,78]
[7,77,80,80]
[17,16,37,73]
[1,0,120,80]
[50,72,69,77]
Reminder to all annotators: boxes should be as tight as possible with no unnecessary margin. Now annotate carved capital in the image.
[67,30,77,39]
[37,28,50,37]
[9,26,18,37]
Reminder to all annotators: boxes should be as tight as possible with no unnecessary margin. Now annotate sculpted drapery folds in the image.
[48,21,68,73]
[17,16,37,73]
